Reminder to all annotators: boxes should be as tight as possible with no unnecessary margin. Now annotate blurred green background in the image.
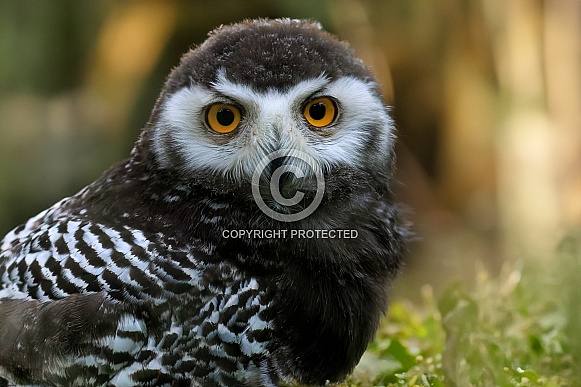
[0,0,579,300]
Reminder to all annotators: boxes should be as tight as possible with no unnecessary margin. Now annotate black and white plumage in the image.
[0,19,407,387]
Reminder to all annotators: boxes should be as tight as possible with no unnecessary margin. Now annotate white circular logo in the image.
[251,149,325,222]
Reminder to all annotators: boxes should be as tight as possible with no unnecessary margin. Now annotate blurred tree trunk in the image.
[488,0,581,259]
[543,0,581,231]
[86,1,178,141]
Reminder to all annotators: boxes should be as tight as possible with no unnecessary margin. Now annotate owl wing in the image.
[0,292,147,386]
[0,200,197,385]
[0,196,199,302]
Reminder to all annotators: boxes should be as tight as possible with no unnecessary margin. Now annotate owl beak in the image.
[251,121,322,197]
[261,155,320,194]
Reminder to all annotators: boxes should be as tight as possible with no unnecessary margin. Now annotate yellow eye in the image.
[206,104,241,133]
[303,97,337,128]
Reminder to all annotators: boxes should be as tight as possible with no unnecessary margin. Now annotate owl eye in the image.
[303,97,338,128]
[206,104,241,133]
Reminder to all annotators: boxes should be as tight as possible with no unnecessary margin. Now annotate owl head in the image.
[142,19,396,221]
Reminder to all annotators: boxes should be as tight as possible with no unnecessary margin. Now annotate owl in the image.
[0,19,407,386]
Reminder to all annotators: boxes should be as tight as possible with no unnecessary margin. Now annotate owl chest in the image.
[261,238,390,384]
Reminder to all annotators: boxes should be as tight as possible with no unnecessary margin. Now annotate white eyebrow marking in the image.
[152,74,394,182]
